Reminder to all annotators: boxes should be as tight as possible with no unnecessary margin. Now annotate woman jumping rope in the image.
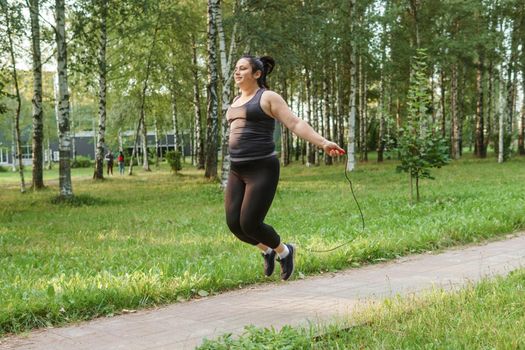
[225,55,345,281]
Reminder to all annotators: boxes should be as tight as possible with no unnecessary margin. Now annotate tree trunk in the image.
[46,135,52,170]
[128,25,159,175]
[430,65,435,134]
[313,80,320,166]
[171,88,178,153]
[93,0,107,180]
[323,74,332,165]
[347,0,357,172]
[450,63,460,159]
[377,98,385,162]
[377,25,386,163]
[440,68,446,138]
[3,2,26,192]
[305,68,315,166]
[28,0,44,189]
[280,79,290,166]
[518,58,525,156]
[362,68,368,161]
[485,60,493,151]
[141,117,149,171]
[204,0,220,179]
[409,0,421,49]
[11,121,16,172]
[217,0,237,188]
[191,34,205,169]
[475,57,486,158]
[415,175,420,202]
[519,15,525,155]
[154,118,159,167]
[498,68,505,164]
[55,0,73,197]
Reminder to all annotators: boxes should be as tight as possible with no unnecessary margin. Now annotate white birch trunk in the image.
[11,120,17,171]
[4,3,26,192]
[323,74,332,165]
[55,0,73,197]
[191,34,205,169]
[377,43,386,162]
[46,137,52,170]
[204,0,219,179]
[28,0,44,189]
[305,69,315,167]
[141,119,149,171]
[518,60,525,156]
[94,0,107,179]
[217,0,237,189]
[313,83,320,166]
[347,0,357,172]
[171,89,178,152]
[154,118,159,167]
[118,129,123,152]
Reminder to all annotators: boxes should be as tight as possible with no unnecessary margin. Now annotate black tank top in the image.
[227,88,276,162]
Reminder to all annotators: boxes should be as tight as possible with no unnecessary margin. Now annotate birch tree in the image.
[128,24,159,175]
[1,0,25,192]
[55,0,73,197]
[93,0,108,180]
[204,0,219,180]
[191,34,205,169]
[347,0,357,172]
[27,0,45,189]
[517,2,525,156]
[217,0,237,189]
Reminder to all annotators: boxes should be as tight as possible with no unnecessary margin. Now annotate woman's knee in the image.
[239,216,262,236]
[226,215,242,235]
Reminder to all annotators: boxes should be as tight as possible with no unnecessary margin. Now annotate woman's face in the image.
[234,58,261,87]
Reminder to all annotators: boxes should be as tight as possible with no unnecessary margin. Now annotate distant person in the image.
[105,149,114,176]
[117,151,125,175]
[225,55,344,281]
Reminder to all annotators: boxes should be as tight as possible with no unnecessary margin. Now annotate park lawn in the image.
[198,268,525,349]
[0,165,95,186]
[0,155,524,335]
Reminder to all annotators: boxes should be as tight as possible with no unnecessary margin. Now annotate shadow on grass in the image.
[50,194,110,207]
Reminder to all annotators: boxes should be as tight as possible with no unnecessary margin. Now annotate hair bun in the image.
[259,56,275,75]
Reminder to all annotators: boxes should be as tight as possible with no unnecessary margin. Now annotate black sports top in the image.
[227,88,276,162]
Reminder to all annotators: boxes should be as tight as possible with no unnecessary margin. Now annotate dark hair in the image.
[241,54,275,89]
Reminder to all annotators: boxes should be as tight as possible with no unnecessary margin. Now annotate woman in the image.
[225,55,345,281]
[117,151,125,175]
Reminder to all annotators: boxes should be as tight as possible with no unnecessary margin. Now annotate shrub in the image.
[0,165,8,172]
[165,150,182,173]
[71,156,92,168]
[394,49,449,203]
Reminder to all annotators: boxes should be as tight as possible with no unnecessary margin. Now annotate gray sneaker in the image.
[278,244,295,281]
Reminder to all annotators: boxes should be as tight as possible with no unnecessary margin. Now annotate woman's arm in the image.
[261,91,345,156]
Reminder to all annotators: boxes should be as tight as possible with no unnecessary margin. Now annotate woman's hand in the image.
[321,140,346,157]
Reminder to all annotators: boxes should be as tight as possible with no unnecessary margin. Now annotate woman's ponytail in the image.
[241,54,276,89]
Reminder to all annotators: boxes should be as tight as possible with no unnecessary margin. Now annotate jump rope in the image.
[304,153,366,253]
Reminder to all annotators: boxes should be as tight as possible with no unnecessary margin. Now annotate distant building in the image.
[0,130,190,166]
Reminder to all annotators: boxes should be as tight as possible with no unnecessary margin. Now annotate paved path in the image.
[2,233,525,350]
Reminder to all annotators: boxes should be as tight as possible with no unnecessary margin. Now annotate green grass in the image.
[198,268,525,349]
[1,155,524,336]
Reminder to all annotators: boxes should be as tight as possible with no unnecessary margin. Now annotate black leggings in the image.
[225,156,281,249]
